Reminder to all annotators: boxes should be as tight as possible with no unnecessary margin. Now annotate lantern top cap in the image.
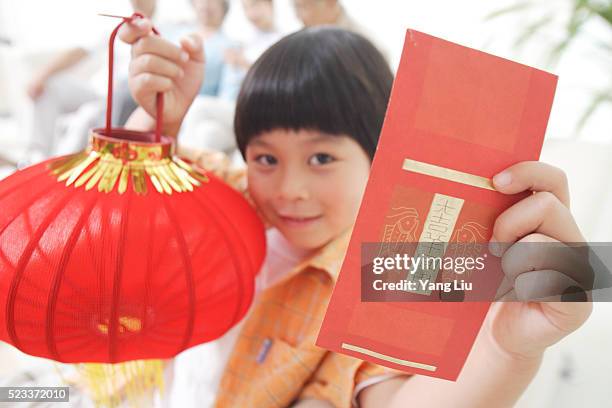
[90,128,174,162]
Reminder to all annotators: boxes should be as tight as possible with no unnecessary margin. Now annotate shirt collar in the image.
[288,227,353,284]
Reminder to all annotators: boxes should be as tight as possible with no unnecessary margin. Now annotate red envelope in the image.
[316,29,558,380]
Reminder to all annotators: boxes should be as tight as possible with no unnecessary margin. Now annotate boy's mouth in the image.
[277,214,322,228]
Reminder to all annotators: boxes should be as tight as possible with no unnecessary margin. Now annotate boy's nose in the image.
[277,170,310,201]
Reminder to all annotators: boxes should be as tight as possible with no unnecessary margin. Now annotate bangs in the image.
[234,27,393,159]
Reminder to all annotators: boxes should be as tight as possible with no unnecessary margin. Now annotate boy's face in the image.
[246,129,371,251]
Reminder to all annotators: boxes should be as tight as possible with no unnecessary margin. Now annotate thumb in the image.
[180,34,205,64]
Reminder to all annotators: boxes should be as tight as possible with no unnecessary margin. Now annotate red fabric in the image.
[0,158,265,363]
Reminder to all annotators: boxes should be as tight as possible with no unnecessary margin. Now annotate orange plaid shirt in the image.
[179,147,405,408]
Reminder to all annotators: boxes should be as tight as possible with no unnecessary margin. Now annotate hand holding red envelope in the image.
[317,29,591,382]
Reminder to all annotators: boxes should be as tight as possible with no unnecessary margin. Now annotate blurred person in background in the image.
[22,46,99,165]
[291,0,387,59]
[178,0,244,157]
[219,0,282,100]
[292,0,364,35]
[190,0,238,97]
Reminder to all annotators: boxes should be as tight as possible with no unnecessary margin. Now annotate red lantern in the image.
[0,14,265,365]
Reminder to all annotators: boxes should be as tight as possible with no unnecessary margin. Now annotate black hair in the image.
[234,27,393,160]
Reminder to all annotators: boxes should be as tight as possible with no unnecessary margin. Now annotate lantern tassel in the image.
[75,360,165,407]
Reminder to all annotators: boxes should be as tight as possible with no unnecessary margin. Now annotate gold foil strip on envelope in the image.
[402,158,495,191]
[341,343,437,372]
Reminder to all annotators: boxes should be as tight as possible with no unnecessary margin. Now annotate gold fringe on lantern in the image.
[72,360,166,408]
[48,131,208,196]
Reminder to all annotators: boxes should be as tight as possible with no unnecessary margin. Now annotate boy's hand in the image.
[119,17,204,136]
[485,161,593,360]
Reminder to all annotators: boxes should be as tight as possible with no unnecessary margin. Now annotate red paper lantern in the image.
[0,14,265,364]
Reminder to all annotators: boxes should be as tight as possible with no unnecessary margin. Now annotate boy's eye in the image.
[309,153,335,166]
[254,154,278,166]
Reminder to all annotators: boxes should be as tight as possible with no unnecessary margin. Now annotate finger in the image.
[514,269,588,301]
[130,54,185,81]
[118,17,153,45]
[130,73,174,98]
[179,34,205,63]
[490,191,584,255]
[538,301,593,337]
[489,300,592,359]
[501,233,593,288]
[133,36,190,65]
[492,161,570,208]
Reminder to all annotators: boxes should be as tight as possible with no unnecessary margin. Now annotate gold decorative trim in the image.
[341,343,437,371]
[402,158,495,191]
[48,131,208,195]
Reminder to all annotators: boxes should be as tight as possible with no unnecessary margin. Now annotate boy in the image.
[120,19,591,407]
